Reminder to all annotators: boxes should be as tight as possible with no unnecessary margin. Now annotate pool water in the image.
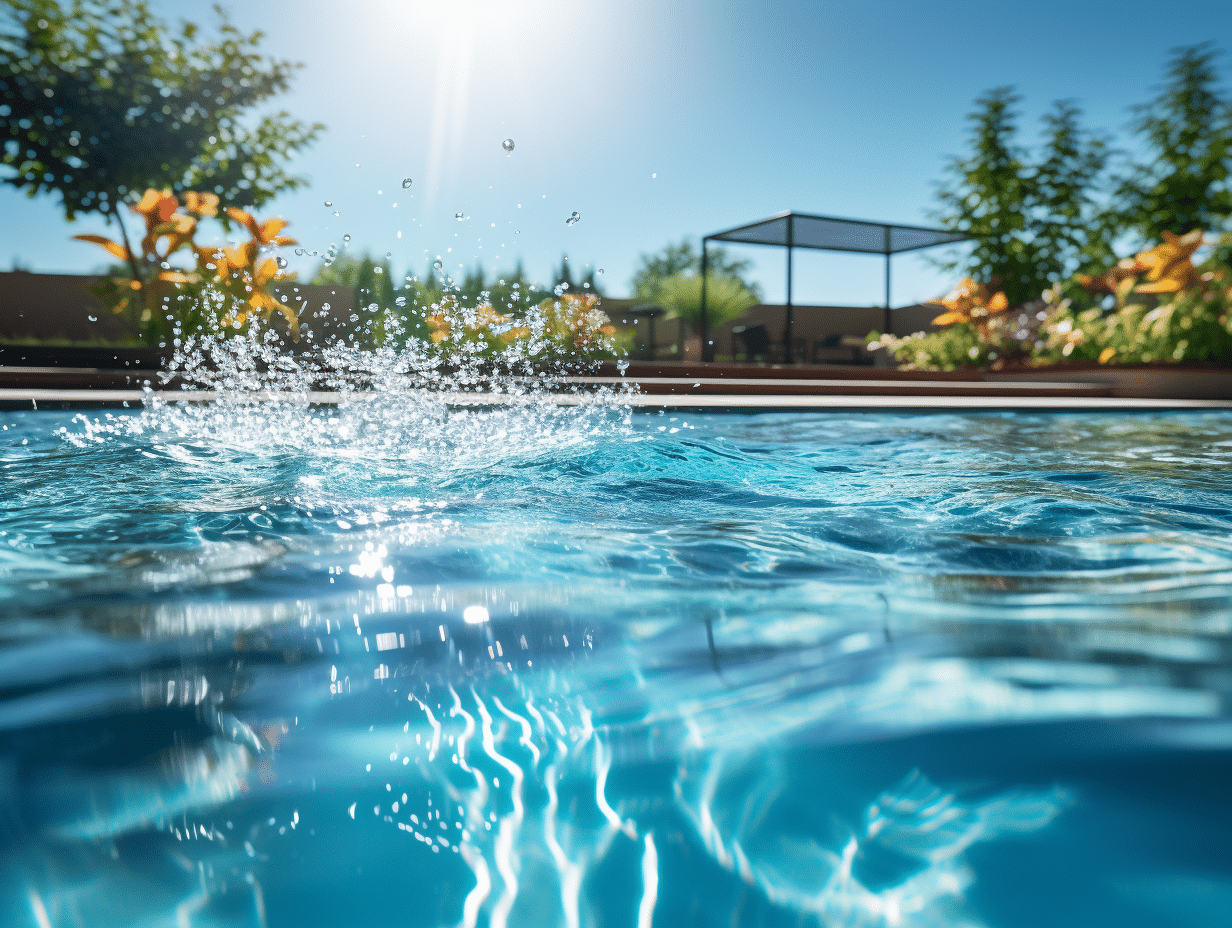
[1,400,1230,927]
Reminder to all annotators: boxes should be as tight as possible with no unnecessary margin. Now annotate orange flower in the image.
[1134,229,1204,294]
[929,278,1009,326]
[225,207,297,247]
[133,188,178,222]
[183,191,219,217]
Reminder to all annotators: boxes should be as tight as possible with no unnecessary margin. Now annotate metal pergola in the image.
[701,211,972,361]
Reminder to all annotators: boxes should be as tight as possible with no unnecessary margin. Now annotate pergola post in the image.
[883,225,892,336]
[784,213,795,362]
[700,238,710,362]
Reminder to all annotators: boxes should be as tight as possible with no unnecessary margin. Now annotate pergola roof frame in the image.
[700,210,973,362]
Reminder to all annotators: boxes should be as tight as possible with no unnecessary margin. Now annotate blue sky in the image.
[4,0,1232,306]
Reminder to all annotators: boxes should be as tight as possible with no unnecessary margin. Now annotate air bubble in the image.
[276,257,288,269]
[294,248,304,256]
[566,211,581,225]
[598,268,604,274]
[433,260,443,270]
[374,266,382,274]
[87,315,98,322]
[333,211,340,217]
[514,230,520,234]
[324,200,332,207]
[502,138,514,152]
[455,212,464,221]
[343,234,351,242]
[350,314,359,323]
[402,178,412,188]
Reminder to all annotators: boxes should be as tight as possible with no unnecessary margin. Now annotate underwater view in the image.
[2,389,1231,928]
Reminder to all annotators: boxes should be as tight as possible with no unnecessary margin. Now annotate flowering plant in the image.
[1035,230,1232,365]
[73,188,299,341]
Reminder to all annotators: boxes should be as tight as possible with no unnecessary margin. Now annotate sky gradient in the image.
[4,0,1232,307]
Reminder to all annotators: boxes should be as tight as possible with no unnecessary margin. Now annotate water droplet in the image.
[502,138,514,152]
[374,266,383,274]
[514,230,520,234]
[355,163,361,168]
[598,268,604,275]
[402,178,412,188]
[455,212,464,221]
[87,314,98,322]
[294,248,304,256]
[565,211,581,225]
[333,211,340,217]
[651,173,657,178]
[433,260,443,270]
[386,252,392,257]
[395,296,406,307]
[343,234,351,242]
[349,313,359,323]
[276,257,288,268]
[324,200,332,207]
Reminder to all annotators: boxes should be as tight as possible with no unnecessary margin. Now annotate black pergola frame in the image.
[700,211,972,362]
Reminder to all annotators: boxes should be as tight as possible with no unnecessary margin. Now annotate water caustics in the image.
[1,318,1232,927]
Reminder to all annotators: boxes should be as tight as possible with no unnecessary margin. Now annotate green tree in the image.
[933,89,1111,305]
[1110,43,1232,244]
[553,253,576,291]
[630,238,762,303]
[0,0,323,275]
[656,273,759,328]
[311,251,397,345]
[1033,100,1114,280]
[577,264,604,296]
[931,87,1038,305]
[631,239,695,301]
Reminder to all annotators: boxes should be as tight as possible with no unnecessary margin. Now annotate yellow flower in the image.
[183,191,219,217]
[929,278,1009,327]
[225,207,297,247]
[133,188,178,223]
[1134,229,1204,294]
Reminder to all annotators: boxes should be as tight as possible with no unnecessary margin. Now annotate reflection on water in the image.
[2,402,1232,927]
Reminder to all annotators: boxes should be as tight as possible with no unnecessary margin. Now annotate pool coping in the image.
[4,387,1232,412]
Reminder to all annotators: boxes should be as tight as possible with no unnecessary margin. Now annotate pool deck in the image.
[1,359,1229,411]
[3,386,1231,412]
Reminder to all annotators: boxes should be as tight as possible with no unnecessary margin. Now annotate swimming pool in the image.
[2,399,1230,927]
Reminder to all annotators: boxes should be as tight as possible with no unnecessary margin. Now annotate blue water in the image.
[1,401,1231,927]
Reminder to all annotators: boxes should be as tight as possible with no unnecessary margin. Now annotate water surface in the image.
[1,402,1230,927]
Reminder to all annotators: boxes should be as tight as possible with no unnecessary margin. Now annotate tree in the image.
[932,87,1039,305]
[1110,43,1232,245]
[1033,100,1114,280]
[0,0,323,283]
[656,273,758,328]
[630,238,762,303]
[553,253,576,291]
[577,265,603,295]
[933,89,1111,305]
[631,239,695,301]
